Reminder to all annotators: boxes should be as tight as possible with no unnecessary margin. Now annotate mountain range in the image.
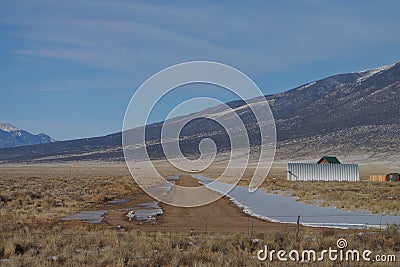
[0,123,55,149]
[0,61,399,163]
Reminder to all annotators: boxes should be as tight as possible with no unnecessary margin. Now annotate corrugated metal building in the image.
[287,163,359,181]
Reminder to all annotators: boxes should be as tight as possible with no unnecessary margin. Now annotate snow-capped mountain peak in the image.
[0,123,19,132]
[356,62,397,84]
[0,123,56,148]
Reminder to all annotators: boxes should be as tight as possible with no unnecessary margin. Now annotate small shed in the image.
[370,175,386,182]
[386,173,400,182]
[317,156,341,164]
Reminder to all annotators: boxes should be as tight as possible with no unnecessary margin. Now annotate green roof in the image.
[317,156,341,164]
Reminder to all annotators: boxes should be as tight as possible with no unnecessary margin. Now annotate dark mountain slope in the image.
[0,62,398,163]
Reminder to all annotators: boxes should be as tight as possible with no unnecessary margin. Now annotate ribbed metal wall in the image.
[287,163,359,181]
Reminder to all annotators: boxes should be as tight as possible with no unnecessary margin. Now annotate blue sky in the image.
[1,0,399,140]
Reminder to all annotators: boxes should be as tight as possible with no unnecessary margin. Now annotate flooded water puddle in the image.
[123,175,178,221]
[127,201,163,221]
[61,200,163,224]
[136,201,161,209]
[193,174,400,229]
[60,174,179,224]
[61,210,107,224]
[106,198,131,206]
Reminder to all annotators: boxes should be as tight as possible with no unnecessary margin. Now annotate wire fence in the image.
[1,213,397,236]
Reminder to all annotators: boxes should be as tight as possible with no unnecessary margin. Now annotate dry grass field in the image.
[0,162,400,266]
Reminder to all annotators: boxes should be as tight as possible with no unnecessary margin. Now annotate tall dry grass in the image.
[1,223,400,266]
[1,163,400,266]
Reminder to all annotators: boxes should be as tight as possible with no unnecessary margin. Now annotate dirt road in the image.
[103,175,294,234]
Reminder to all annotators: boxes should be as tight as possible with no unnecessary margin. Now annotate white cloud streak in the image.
[2,0,400,80]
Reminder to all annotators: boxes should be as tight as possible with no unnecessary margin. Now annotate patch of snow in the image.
[370,85,391,96]
[297,81,316,91]
[0,123,19,132]
[206,100,267,119]
[356,63,396,84]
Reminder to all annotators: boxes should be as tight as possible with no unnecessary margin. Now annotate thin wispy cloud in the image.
[4,1,399,75]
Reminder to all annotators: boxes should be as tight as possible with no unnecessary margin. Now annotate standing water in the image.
[193,174,400,229]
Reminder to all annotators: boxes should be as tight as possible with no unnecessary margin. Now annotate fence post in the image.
[296,215,300,242]
[247,216,250,237]
[380,214,384,247]
[154,222,156,241]
[250,219,254,242]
